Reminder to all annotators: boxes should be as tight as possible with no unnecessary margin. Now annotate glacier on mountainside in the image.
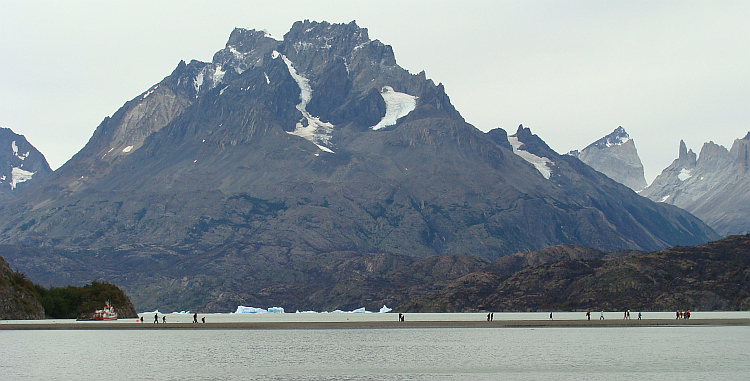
[274,51,335,153]
[507,136,553,179]
[371,86,418,130]
[10,167,35,190]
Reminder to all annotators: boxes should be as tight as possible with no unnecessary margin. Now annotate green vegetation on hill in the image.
[35,281,137,319]
[1,254,137,319]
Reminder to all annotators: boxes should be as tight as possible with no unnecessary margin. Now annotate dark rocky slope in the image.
[400,234,750,312]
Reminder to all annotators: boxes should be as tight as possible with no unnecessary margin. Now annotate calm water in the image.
[2,325,749,380]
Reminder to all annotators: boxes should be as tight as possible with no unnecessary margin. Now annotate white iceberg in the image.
[234,305,285,314]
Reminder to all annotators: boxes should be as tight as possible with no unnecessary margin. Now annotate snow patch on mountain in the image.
[212,65,225,85]
[10,167,34,190]
[11,141,29,161]
[193,71,204,96]
[274,51,334,153]
[507,136,553,179]
[371,86,418,130]
[142,85,158,99]
[678,168,692,181]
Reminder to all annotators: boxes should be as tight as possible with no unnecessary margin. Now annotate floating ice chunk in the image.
[122,146,133,153]
[10,167,34,190]
[660,195,670,202]
[234,306,285,313]
[264,72,270,84]
[379,305,392,313]
[371,86,418,130]
[507,136,554,179]
[678,168,692,181]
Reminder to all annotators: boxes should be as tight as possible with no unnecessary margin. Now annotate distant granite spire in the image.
[572,126,647,191]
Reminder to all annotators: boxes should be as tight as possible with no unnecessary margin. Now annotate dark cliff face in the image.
[0,255,45,320]
[0,21,719,312]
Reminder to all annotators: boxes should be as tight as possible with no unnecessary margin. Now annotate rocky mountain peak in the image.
[571,126,646,191]
[588,126,630,149]
[677,139,697,167]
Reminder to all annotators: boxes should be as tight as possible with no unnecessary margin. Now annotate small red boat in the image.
[93,301,118,321]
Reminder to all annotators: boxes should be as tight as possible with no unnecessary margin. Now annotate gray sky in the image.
[1,1,748,182]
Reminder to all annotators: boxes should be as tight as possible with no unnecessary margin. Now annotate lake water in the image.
[2,312,749,380]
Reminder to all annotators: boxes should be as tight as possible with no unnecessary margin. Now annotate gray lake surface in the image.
[2,314,749,380]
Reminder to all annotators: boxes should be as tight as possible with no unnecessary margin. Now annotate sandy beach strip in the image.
[2,318,748,330]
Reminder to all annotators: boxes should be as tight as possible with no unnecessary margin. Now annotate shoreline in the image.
[2,318,748,330]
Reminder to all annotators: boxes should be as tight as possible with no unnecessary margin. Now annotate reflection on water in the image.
[2,326,749,380]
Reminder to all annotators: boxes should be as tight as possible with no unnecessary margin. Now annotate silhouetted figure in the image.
[398,312,403,322]
[549,312,553,320]
[202,316,205,323]
[193,312,198,323]
[162,316,166,324]
[490,313,494,321]
[487,313,491,322]
[638,311,642,320]
[140,316,144,323]
[586,311,590,320]
[600,311,604,320]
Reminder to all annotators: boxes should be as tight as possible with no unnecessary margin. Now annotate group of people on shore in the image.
[676,310,691,319]
[136,313,205,323]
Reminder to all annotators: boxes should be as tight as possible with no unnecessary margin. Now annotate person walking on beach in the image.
[600,311,604,320]
[154,313,158,324]
[549,312,553,320]
[487,313,491,322]
[193,312,198,323]
[638,311,642,320]
[162,316,166,324]
[202,316,205,323]
[586,311,590,320]
[491,313,494,321]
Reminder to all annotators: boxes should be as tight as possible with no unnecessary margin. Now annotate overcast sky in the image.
[1,1,748,182]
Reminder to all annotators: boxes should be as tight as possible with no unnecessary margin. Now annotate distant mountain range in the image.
[641,133,750,236]
[0,21,719,312]
[569,128,750,236]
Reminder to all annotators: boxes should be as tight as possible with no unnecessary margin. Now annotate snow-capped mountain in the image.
[0,128,52,197]
[0,21,718,311]
[567,126,647,191]
[641,133,750,235]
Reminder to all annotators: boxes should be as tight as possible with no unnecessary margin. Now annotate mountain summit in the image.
[0,21,717,311]
[568,126,647,191]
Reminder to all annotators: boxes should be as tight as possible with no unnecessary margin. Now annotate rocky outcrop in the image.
[568,126,647,191]
[400,234,750,312]
[642,133,750,235]
[0,255,45,320]
[0,128,52,198]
